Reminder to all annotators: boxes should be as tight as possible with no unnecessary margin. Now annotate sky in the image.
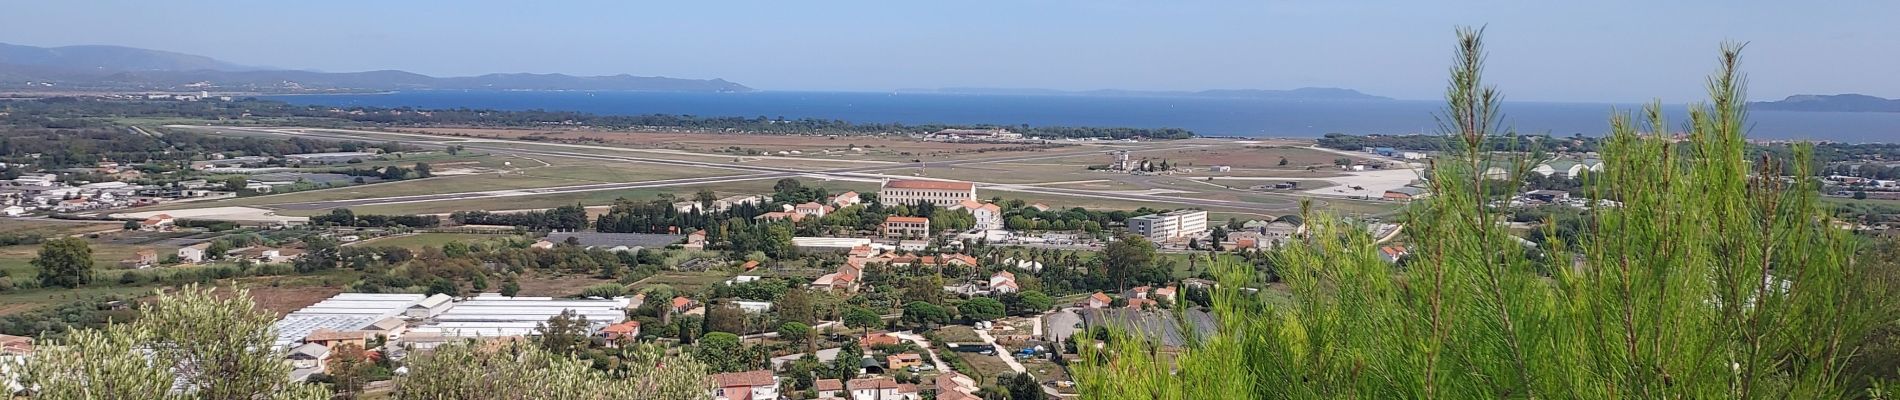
[3,0,1895,103]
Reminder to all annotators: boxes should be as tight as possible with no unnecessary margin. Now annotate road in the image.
[167,126,1352,214]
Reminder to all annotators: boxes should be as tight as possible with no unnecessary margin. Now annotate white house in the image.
[953,200,1003,231]
[178,243,210,263]
[988,271,1019,294]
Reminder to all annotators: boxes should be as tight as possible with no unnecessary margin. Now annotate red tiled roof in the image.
[672,296,693,309]
[815,379,845,391]
[885,216,928,224]
[602,321,641,335]
[711,369,777,388]
[849,377,903,390]
[884,179,974,191]
[741,260,760,271]
[859,333,900,347]
[1091,292,1112,303]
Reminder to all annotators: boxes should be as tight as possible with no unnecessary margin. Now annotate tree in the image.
[396,340,709,399]
[844,307,882,337]
[581,283,626,299]
[959,297,1006,323]
[901,301,951,330]
[328,343,374,399]
[1103,234,1157,290]
[501,277,522,297]
[1071,28,1885,400]
[775,288,818,324]
[1001,372,1046,400]
[425,277,459,296]
[779,321,815,353]
[695,332,747,373]
[1008,291,1055,316]
[14,286,333,399]
[295,236,341,273]
[534,310,592,356]
[414,162,432,178]
[774,178,805,194]
[1854,190,1869,200]
[1277,156,1289,166]
[706,304,748,334]
[32,237,94,288]
[224,176,248,192]
[831,341,864,381]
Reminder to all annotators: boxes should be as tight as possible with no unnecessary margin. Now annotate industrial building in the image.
[405,294,633,339]
[272,293,428,348]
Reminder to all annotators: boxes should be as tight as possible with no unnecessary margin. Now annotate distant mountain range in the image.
[1750,94,1900,113]
[0,42,751,93]
[900,86,1392,101]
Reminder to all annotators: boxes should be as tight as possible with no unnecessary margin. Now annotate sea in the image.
[262,90,1900,142]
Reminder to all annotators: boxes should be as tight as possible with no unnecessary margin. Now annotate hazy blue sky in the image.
[3,1,1895,102]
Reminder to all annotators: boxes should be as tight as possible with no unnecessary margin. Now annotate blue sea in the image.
[262,90,1900,142]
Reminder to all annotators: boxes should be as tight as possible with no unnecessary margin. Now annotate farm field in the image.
[0,219,123,238]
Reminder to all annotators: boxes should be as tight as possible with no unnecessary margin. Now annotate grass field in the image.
[0,219,124,238]
[402,127,1068,162]
[629,271,737,295]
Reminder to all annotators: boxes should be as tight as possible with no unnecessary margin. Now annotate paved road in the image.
[171,126,1332,214]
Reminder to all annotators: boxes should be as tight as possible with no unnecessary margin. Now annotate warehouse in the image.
[272,293,426,348]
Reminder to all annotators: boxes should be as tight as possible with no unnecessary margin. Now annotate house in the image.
[1087,292,1113,308]
[1379,245,1410,263]
[120,249,159,269]
[530,240,555,249]
[859,333,900,348]
[811,270,860,293]
[363,317,407,341]
[1181,278,1218,290]
[302,329,371,349]
[1127,285,1153,299]
[406,294,455,319]
[710,369,780,400]
[672,296,696,313]
[727,274,762,285]
[600,321,641,342]
[0,334,32,355]
[287,343,330,375]
[1125,298,1155,309]
[881,216,931,239]
[178,242,211,263]
[988,271,1019,294]
[139,214,175,231]
[1001,257,1043,272]
[879,179,977,207]
[756,211,807,222]
[831,191,862,208]
[740,260,760,271]
[795,202,834,218]
[953,200,1003,230]
[934,373,981,400]
[684,230,708,249]
[816,379,848,399]
[1154,286,1178,303]
[1383,187,1428,202]
[848,377,918,400]
[887,353,924,370]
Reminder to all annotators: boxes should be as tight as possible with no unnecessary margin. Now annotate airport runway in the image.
[172,126,1325,214]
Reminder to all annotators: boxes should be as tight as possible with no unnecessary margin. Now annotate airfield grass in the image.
[0,219,124,238]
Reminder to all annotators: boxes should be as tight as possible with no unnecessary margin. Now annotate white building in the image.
[952,200,1003,230]
[178,243,210,263]
[734,300,773,313]
[1126,210,1208,241]
[404,294,455,319]
[2,205,26,217]
[879,179,976,207]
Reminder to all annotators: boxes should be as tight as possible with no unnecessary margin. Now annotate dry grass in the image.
[402,127,1058,161]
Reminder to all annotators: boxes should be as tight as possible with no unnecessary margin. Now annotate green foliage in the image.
[1072,28,1886,400]
[1006,291,1055,316]
[580,283,628,299]
[844,306,882,335]
[31,236,94,288]
[958,297,1006,323]
[1103,234,1162,290]
[779,321,815,353]
[901,301,951,330]
[695,332,747,373]
[395,340,709,399]
[9,286,331,399]
[536,310,592,356]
